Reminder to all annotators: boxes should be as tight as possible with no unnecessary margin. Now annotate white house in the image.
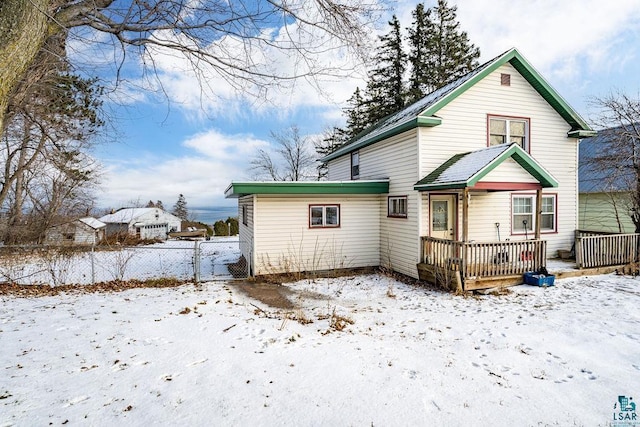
[99,208,181,240]
[225,48,595,290]
[44,217,106,245]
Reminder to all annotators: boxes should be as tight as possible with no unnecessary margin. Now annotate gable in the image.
[414,143,558,191]
[323,48,594,163]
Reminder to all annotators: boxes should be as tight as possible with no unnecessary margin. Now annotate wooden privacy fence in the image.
[420,236,547,280]
[575,230,640,268]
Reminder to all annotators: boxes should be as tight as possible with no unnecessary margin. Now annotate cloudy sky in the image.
[90,0,640,215]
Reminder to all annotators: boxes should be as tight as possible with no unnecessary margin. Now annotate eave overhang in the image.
[224,180,390,199]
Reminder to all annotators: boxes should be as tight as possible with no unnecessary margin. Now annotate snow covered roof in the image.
[99,208,157,224]
[414,143,558,191]
[79,217,106,229]
[323,48,594,163]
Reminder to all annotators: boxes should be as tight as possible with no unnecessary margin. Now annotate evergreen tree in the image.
[363,15,406,125]
[344,87,369,139]
[417,0,480,95]
[156,200,164,210]
[146,200,155,208]
[172,194,188,221]
[314,126,349,179]
[407,3,431,104]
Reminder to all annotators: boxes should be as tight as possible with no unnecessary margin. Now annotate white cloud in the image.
[98,129,269,208]
[451,0,640,80]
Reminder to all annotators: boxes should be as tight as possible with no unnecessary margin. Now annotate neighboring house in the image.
[44,217,106,245]
[99,208,181,240]
[225,48,595,289]
[579,127,636,233]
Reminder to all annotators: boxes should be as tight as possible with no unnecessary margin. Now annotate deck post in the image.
[535,188,542,239]
[462,188,469,242]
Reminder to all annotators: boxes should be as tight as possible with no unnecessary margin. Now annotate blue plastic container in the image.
[523,272,555,287]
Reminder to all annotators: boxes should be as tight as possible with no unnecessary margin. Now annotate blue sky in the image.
[88,0,640,217]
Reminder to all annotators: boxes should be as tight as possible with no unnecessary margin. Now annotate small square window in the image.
[309,205,340,228]
[489,116,529,150]
[388,196,408,218]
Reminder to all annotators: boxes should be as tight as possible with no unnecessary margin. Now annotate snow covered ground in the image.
[0,237,242,285]
[1,268,639,426]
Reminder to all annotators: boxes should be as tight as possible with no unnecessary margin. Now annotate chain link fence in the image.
[0,238,248,286]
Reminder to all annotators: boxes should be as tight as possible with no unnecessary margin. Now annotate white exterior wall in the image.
[45,222,103,245]
[238,196,255,273]
[252,195,380,275]
[128,210,182,240]
[418,63,578,255]
[358,131,420,278]
[326,156,351,180]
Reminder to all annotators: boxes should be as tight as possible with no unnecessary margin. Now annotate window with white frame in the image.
[489,116,529,150]
[388,196,408,218]
[511,194,556,234]
[242,205,248,225]
[309,205,340,228]
[351,151,360,180]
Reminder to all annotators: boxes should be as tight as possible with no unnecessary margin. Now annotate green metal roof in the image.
[323,48,594,163]
[414,143,558,191]
[224,180,390,198]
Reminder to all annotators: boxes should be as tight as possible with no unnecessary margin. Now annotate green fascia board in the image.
[322,116,441,163]
[420,49,592,133]
[568,129,598,138]
[224,180,390,198]
[414,182,468,191]
[413,144,558,191]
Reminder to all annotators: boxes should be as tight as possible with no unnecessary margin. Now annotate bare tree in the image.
[589,92,640,232]
[1,0,381,136]
[250,125,317,181]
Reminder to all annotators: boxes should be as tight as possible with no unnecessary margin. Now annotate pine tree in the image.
[156,200,164,210]
[315,126,349,179]
[173,194,188,221]
[363,15,406,125]
[344,87,369,139]
[419,0,480,94]
[407,3,432,104]
[146,200,155,208]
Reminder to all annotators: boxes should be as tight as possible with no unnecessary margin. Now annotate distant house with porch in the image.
[99,208,181,240]
[44,217,106,245]
[225,48,595,290]
[578,126,636,233]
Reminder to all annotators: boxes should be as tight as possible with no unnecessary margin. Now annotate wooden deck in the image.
[418,236,547,291]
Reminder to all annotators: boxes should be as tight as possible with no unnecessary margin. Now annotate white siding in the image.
[327,156,350,180]
[481,158,540,183]
[238,196,255,273]
[419,63,579,256]
[253,195,380,275]
[359,130,420,278]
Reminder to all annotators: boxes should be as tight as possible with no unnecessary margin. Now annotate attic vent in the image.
[501,73,511,86]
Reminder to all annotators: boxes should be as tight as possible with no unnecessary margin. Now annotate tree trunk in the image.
[0,0,51,135]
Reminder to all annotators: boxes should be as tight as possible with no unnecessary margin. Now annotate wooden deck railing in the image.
[420,236,547,280]
[575,230,640,268]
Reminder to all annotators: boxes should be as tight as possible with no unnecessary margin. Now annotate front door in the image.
[430,195,456,240]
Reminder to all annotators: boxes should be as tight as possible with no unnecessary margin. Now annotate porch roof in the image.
[414,143,558,191]
[224,180,390,198]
